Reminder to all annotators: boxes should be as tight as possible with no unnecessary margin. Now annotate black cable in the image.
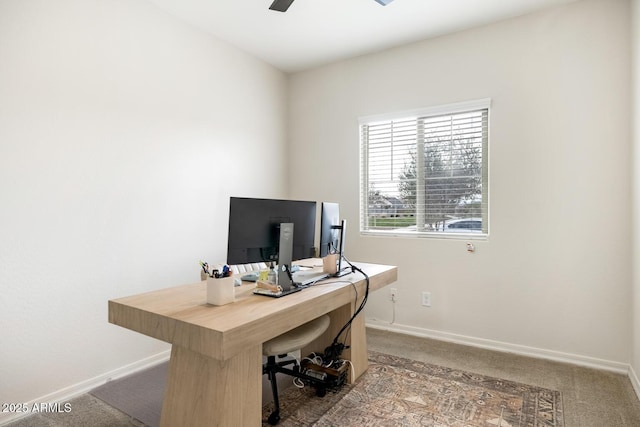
[324,256,370,361]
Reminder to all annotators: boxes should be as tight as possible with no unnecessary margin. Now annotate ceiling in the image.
[147,0,579,73]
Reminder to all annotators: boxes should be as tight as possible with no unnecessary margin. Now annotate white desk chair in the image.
[262,314,330,425]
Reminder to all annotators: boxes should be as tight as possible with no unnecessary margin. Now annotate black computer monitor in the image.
[226,197,317,265]
[319,202,340,257]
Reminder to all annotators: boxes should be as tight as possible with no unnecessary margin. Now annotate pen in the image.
[199,261,209,275]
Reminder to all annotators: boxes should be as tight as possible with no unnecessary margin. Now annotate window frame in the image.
[359,98,490,240]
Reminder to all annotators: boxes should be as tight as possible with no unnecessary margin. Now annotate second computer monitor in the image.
[319,202,340,257]
[319,202,348,277]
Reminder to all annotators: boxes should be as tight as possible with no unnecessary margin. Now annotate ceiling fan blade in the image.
[374,0,394,5]
[269,0,295,12]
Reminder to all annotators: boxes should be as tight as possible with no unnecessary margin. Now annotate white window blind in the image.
[360,100,489,237]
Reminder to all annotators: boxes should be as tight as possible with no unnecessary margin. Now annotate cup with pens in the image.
[205,264,235,306]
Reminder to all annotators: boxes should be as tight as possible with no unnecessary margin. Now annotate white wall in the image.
[632,0,640,392]
[0,0,287,418]
[289,0,632,367]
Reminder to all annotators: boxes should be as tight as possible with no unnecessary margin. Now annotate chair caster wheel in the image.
[268,412,281,425]
[316,387,326,397]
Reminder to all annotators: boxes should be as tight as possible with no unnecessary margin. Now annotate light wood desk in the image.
[109,259,397,427]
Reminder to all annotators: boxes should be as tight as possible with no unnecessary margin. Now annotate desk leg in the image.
[345,307,368,380]
[160,344,262,427]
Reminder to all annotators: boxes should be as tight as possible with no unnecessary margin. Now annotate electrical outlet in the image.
[421,292,431,307]
[390,287,398,301]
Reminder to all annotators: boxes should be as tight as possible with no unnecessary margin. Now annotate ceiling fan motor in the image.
[270,0,394,13]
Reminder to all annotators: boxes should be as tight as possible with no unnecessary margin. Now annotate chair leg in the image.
[266,356,281,425]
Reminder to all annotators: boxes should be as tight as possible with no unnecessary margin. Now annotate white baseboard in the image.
[0,350,171,426]
[366,318,629,374]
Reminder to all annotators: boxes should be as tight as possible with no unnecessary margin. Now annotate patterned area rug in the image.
[263,351,564,426]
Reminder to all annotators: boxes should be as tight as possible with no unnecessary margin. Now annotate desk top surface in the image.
[109,259,397,360]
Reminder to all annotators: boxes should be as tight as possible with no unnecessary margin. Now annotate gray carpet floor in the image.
[6,328,640,426]
[89,362,167,427]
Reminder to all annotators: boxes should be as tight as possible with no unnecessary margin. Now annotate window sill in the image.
[360,230,488,240]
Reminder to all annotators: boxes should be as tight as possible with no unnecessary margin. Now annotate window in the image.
[360,99,489,238]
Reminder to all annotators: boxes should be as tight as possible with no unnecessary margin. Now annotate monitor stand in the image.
[277,222,295,290]
[253,222,304,298]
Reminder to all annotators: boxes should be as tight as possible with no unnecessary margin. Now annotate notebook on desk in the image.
[253,267,329,298]
[253,286,302,298]
[292,269,329,286]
